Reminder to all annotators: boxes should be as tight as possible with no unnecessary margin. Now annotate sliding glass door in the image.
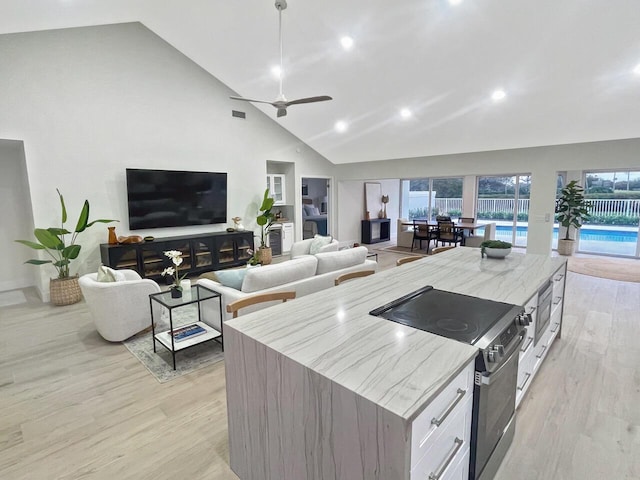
[400,177,463,220]
[476,175,531,247]
[579,170,640,257]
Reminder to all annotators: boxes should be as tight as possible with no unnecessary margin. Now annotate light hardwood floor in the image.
[1,250,639,480]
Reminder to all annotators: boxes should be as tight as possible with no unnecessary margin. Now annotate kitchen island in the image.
[224,248,567,480]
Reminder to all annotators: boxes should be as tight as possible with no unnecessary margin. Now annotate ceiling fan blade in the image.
[277,108,287,118]
[230,95,276,106]
[285,96,333,107]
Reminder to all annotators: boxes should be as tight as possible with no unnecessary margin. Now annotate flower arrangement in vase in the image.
[161,250,188,298]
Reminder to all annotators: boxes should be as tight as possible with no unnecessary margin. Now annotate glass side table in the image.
[149,284,223,370]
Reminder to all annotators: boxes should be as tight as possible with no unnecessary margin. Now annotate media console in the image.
[100,231,254,280]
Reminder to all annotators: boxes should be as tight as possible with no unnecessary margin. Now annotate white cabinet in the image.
[515,262,566,408]
[551,264,566,316]
[410,361,474,480]
[281,222,294,253]
[516,292,537,409]
[266,174,286,205]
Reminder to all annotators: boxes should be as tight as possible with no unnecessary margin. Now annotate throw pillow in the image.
[309,234,333,255]
[311,206,320,216]
[211,264,260,290]
[96,265,124,282]
[303,204,315,216]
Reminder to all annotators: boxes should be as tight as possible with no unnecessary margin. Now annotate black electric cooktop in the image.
[369,285,517,345]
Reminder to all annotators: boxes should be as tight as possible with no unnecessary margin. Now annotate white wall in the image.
[0,23,335,299]
[336,138,640,254]
[0,140,35,292]
[337,179,400,246]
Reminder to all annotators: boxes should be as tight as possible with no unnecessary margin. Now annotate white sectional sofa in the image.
[197,246,377,332]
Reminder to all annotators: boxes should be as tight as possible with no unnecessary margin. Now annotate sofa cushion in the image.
[241,256,318,293]
[309,235,333,255]
[315,247,368,275]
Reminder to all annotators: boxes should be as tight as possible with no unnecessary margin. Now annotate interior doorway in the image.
[301,177,330,239]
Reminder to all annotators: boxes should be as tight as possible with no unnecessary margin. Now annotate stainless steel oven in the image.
[535,280,553,346]
[369,286,531,480]
[470,328,525,480]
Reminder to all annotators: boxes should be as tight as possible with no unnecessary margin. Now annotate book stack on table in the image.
[172,324,206,342]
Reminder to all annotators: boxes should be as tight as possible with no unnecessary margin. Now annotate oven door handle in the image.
[479,333,524,385]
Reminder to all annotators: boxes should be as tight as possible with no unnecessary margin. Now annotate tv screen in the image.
[126,168,227,230]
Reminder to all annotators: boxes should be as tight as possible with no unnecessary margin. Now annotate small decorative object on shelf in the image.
[381,195,389,218]
[108,226,118,245]
[232,216,245,231]
[481,240,512,259]
[161,250,188,298]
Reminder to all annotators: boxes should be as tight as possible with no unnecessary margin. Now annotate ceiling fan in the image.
[230,0,332,118]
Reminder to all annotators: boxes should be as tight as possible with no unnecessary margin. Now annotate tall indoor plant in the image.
[16,189,117,305]
[555,180,591,256]
[256,188,276,265]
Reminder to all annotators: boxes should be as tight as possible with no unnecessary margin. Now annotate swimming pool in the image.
[494,225,638,243]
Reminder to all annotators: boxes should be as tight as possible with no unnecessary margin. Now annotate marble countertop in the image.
[225,247,566,422]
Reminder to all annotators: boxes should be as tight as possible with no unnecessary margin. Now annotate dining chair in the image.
[458,217,475,238]
[226,291,296,318]
[396,256,422,266]
[411,220,437,252]
[431,245,457,255]
[436,221,464,247]
[334,270,375,286]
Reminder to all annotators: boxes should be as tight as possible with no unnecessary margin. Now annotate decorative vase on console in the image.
[381,195,389,218]
[108,226,118,245]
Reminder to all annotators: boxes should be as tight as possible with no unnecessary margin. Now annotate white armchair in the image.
[290,237,339,258]
[396,218,414,248]
[79,269,162,342]
[465,223,496,248]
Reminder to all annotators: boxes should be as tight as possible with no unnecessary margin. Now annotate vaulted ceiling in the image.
[2,0,640,164]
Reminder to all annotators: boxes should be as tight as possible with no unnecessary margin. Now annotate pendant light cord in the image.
[278,5,284,98]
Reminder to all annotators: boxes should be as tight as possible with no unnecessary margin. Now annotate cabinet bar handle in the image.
[429,437,464,480]
[536,345,548,359]
[520,337,534,353]
[554,273,565,281]
[550,323,560,333]
[553,296,562,305]
[527,306,537,314]
[517,372,532,391]
[431,388,466,427]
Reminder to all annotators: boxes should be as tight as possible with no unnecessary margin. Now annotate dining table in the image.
[402,220,488,246]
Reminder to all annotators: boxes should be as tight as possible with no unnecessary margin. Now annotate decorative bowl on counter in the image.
[481,240,512,259]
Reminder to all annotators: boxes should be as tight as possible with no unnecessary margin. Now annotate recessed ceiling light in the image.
[449,0,463,5]
[634,64,640,76]
[400,108,412,119]
[340,36,354,51]
[334,121,348,133]
[271,65,282,79]
[491,89,507,101]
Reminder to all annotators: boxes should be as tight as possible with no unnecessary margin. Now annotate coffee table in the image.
[149,284,223,370]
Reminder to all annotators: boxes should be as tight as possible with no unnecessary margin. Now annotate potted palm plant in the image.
[556,180,591,256]
[16,189,117,305]
[256,188,276,265]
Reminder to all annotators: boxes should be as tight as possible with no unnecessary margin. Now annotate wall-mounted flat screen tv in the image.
[126,168,227,230]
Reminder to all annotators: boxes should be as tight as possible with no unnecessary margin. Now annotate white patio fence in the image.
[407,195,640,222]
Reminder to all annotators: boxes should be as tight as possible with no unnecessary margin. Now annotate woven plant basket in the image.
[258,247,272,265]
[50,275,82,306]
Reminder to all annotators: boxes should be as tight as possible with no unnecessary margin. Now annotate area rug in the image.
[567,256,640,283]
[123,305,224,383]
